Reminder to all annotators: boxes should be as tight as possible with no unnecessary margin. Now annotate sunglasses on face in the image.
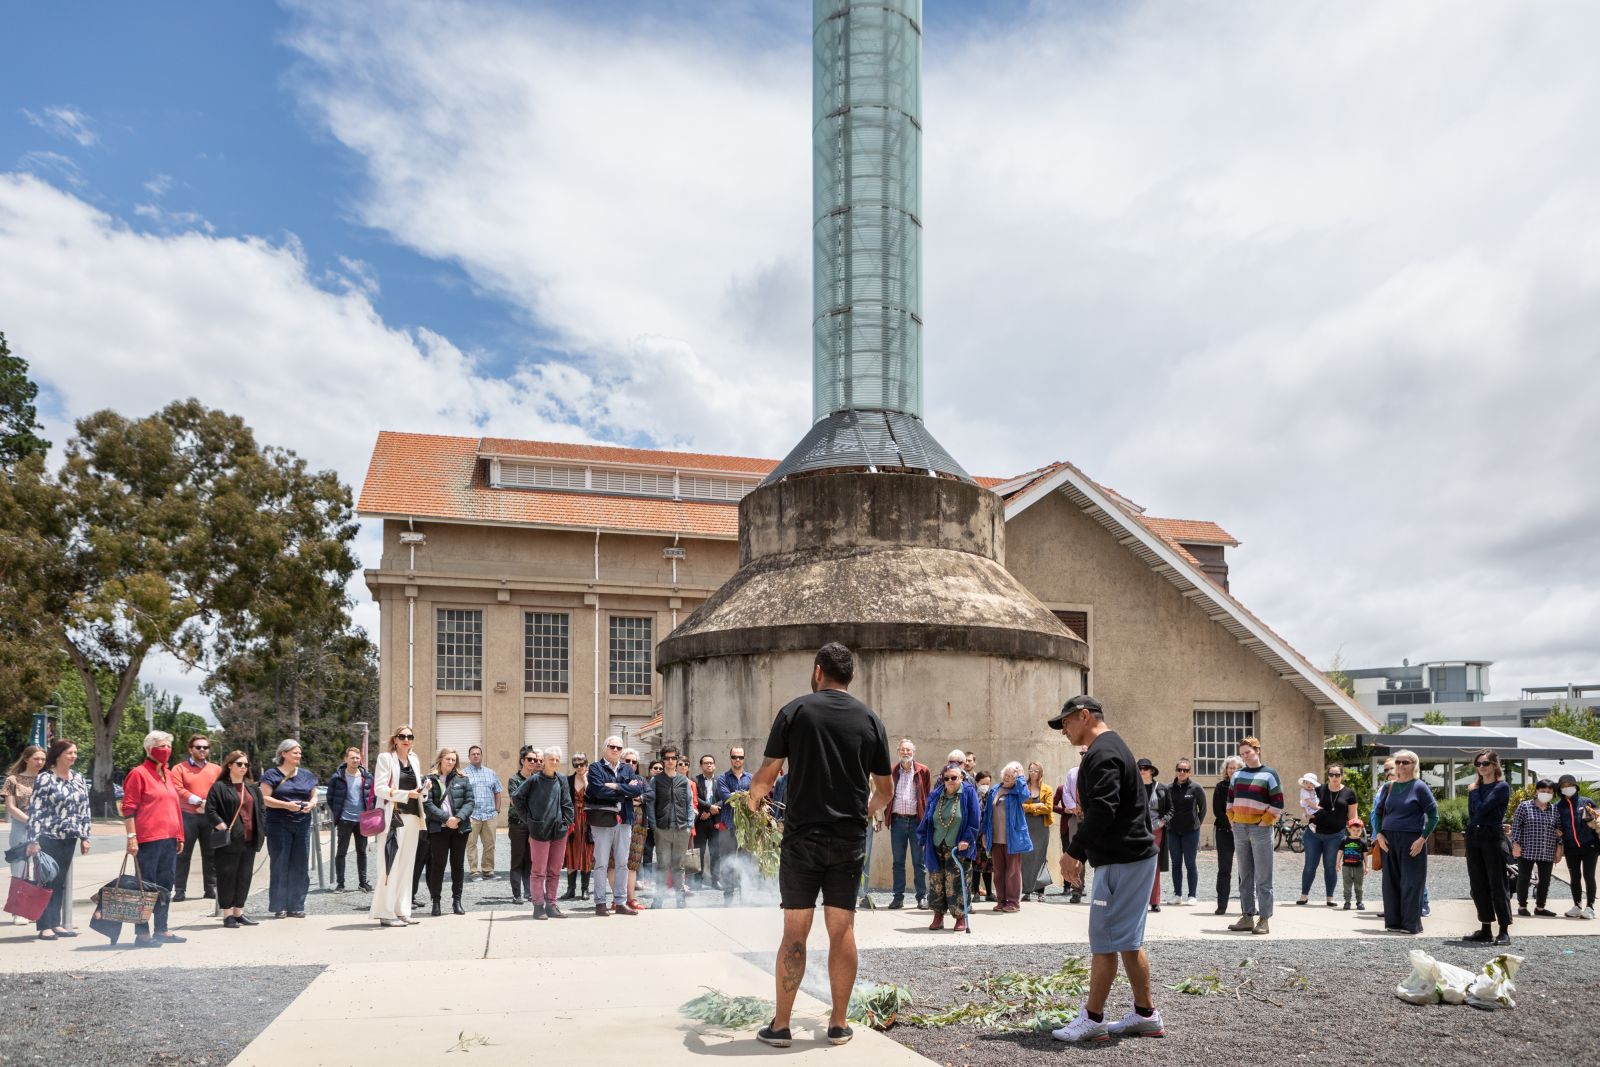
[1395,759,1414,765]
[397,734,414,741]
[941,775,961,782]
[193,745,209,750]
[730,756,745,761]
[1328,771,1343,776]
[606,744,621,750]
[1475,760,1493,767]
[1176,768,1191,773]
[232,760,249,767]
[522,756,537,762]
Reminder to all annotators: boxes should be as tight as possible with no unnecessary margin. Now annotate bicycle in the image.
[1274,813,1305,853]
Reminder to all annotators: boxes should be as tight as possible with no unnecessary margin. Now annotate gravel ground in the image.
[0,965,323,1065]
[857,936,1600,1065]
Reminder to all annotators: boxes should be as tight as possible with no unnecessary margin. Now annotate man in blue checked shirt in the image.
[462,746,502,880]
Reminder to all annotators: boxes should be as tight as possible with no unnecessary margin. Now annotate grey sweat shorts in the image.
[1087,854,1159,954]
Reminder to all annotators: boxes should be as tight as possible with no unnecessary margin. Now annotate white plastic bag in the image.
[1465,953,1522,1010]
[1395,949,1523,1009]
[1397,949,1442,1004]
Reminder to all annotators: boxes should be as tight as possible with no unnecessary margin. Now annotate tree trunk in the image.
[64,637,145,815]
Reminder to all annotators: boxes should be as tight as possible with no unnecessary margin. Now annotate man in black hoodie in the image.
[1050,696,1164,1044]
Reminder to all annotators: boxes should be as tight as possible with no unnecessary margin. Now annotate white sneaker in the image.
[1584,907,1595,920]
[1184,896,1197,906]
[1106,1008,1166,1038]
[1566,906,1585,918]
[1052,1007,1109,1043]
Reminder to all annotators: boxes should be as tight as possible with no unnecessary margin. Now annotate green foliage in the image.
[1435,795,1468,833]
[847,983,915,1030]
[1537,703,1600,745]
[0,331,49,467]
[905,957,1093,1030]
[1421,710,1449,726]
[1170,972,1226,996]
[726,790,782,879]
[0,399,359,798]
[48,668,207,779]
[203,619,377,776]
[679,988,775,1030]
[1324,648,1355,699]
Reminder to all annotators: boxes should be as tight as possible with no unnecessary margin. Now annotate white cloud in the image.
[144,173,174,197]
[16,150,83,187]
[133,202,216,233]
[21,105,99,147]
[277,0,1600,696]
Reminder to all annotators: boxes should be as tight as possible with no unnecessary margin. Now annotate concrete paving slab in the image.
[230,952,930,1067]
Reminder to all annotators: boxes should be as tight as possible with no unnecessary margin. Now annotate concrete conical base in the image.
[658,472,1087,822]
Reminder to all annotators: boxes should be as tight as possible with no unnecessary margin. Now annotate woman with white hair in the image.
[370,725,426,927]
[1374,748,1438,935]
[259,738,319,918]
[119,731,187,947]
[980,761,1034,912]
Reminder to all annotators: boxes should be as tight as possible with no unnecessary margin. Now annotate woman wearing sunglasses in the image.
[206,751,265,928]
[918,766,980,931]
[1374,749,1437,935]
[370,725,426,927]
[1461,749,1512,944]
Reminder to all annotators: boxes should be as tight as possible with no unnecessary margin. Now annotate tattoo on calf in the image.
[780,940,806,993]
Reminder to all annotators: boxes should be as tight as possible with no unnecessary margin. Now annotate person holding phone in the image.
[259,738,319,919]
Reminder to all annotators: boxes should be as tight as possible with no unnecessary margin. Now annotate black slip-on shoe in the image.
[827,1025,854,1046]
[757,1022,792,1048]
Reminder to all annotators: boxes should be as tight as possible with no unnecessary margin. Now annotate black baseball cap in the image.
[1046,695,1103,730]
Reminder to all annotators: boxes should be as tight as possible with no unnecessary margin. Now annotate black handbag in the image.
[207,786,244,849]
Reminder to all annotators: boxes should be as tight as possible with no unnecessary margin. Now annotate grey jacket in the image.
[647,772,696,831]
[423,772,475,833]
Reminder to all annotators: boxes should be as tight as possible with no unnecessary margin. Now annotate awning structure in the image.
[1342,727,1598,794]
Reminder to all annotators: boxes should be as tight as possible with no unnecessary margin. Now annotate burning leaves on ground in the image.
[903,957,1094,1032]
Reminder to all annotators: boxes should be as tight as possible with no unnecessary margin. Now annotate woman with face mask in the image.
[1553,774,1598,919]
[1510,779,1561,918]
[119,731,187,947]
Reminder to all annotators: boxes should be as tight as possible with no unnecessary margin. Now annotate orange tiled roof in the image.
[479,437,778,476]
[359,434,1234,549]
[357,432,754,539]
[1138,516,1240,548]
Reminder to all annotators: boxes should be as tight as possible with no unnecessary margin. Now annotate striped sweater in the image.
[1227,765,1285,826]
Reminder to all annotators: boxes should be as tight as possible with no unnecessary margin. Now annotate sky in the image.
[3,0,1598,716]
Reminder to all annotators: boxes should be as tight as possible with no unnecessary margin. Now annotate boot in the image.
[546,902,566,919]
[581,873,591,897]
[431,900,442,917]
[561,872,576,900]
[928,913,944,930]
[532,903,547,920]
[1252,917,1270,935]
[953,917,968,932]
[452,897,466,915]
[1227,914,1255,932]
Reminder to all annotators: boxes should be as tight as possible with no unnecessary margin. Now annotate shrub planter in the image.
[1430,829,1459,856]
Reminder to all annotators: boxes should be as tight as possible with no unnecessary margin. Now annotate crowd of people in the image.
[4,718,1598,949]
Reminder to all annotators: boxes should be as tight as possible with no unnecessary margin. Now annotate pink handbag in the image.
[359,807,386,837]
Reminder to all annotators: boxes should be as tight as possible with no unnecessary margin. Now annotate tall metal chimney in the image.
[765,0,968,483]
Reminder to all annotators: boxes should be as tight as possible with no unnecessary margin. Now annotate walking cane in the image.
[958,848,973,934]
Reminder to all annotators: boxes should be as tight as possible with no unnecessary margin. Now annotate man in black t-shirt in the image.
[746,642,892,1048]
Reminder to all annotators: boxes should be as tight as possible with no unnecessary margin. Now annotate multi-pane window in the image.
[436,609,483,691]
[1193,709,1256,777]
[608,616,653,696]
[525,612,570,694]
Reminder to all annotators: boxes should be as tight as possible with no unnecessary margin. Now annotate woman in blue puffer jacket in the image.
[980,761,1033,913]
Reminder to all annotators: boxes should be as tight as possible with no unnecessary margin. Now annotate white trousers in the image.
[370,814,423,922]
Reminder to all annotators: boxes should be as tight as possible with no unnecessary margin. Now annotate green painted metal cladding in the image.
[812,0,923,422]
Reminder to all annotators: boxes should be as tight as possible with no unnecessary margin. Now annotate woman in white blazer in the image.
[370,725,426,927]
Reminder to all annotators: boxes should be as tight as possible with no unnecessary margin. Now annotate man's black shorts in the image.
[779,825,867,910]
